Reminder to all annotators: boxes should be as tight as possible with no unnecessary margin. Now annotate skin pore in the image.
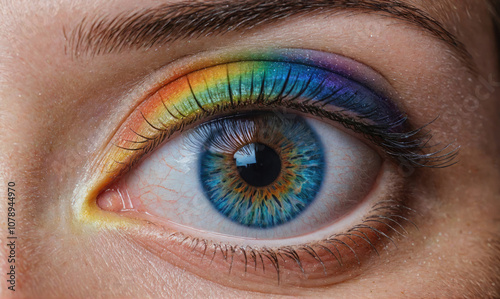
[1,0,499,298]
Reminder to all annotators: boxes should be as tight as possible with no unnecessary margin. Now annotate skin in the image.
[1,0,499,298]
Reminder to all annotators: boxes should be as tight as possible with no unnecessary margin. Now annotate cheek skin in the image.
[399,160,500,298]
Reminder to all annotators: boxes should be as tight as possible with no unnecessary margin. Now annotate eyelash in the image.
[161,197,417,283]
[114,62,457,177]
[101,55,457,285]
[115,71,458,183]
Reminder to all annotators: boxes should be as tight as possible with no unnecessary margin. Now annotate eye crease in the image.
[88,48,456,290]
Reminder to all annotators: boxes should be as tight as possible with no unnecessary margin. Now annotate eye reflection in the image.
[234,142,281,187]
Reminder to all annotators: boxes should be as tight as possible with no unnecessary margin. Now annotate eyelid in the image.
[92,47,400,169]
[105,49,404,168]
[156,48,398,102]
[113,47,398,120]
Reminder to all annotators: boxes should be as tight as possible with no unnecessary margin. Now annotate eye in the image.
[86,48,455,291]
[104,111,382,239]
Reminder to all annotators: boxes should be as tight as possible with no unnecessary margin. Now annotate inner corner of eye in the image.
[93,171,146,218]
[95,187,124,213]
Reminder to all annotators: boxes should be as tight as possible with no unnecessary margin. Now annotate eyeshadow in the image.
[104,49,405,176]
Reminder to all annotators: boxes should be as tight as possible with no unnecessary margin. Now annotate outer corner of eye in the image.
[82,48,426,293]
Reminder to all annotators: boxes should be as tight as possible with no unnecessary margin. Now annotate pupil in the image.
[234,143,281,187]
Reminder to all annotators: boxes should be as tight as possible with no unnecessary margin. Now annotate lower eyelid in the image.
[98,160,414,292]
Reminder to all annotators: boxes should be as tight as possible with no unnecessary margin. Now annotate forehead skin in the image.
[0,0,499,298]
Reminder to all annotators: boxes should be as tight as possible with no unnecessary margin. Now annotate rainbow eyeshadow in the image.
[102,49,404,177]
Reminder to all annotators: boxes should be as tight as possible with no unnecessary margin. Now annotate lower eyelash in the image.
[131,175,417,286]
[162,198,416,285]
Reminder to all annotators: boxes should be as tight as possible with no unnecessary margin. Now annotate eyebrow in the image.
[68,0,472,66]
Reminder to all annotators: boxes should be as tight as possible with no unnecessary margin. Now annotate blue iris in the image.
[198,112,325,229]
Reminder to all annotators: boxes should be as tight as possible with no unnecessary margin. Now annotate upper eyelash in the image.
[113,63,458,178]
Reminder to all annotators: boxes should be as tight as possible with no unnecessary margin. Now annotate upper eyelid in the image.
[100,55,390,169]
[108,49,401,133]
[100,49,450,177]
[98,47,398,149]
